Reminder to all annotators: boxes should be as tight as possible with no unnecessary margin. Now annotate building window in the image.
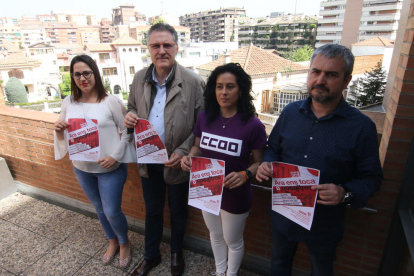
[135,48,138,52]
[189,52,200,57]
[123,48,126,52]
[114,85,121,94]
[8,69,24,79]
[102,68,117,76]
[273,91,307,114]
[99,53,110,60]
[129,66,135,74]
[129,48,132,52]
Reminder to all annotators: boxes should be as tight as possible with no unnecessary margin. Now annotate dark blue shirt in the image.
[264,97,383,241]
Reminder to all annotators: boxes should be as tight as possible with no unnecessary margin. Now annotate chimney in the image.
[223,52,231,64]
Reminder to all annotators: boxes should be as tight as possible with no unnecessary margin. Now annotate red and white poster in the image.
[188,157,225,215]
[67,118,100,161]
[272,162,320,230]
[134,119,168,164]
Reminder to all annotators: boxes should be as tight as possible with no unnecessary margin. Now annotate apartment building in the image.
[99,24,116,43]
[115,25,130,39]
[317,0,403,48]
[54,14,68,22]
[36,15,56,22]
[43,22,79,44]
[78,27,100,45]
[179,7,246,42]
[20,21,46,46]
[87,15,99,26]
[68,14,88,26]
[0,25,22,46]
[129,25,190,44]
[239,14,318,54]
[112,4,141,26]
[0,17,18,26]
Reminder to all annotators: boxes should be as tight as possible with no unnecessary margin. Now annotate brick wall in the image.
[0,104,400,275]
[380,0,414,274]
[0,103,274,270]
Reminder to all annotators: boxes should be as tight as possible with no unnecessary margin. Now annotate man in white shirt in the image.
[125,23,204,276]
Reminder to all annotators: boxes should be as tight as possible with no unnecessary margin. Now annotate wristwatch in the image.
[245,170,253,180]
[339,184,353,203]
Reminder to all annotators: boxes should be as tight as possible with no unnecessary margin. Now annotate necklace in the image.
[220,113,236,128]
[81,102,92,118]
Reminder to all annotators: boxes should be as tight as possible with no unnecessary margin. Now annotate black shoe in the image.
[131,256,161,276]
[171,252,185,276]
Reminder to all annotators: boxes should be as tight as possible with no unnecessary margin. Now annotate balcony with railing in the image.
[316,33,342,40]
[320,8,346,16]
[359,23,399,31]
[320,0,347,7]
[318,17,345,24]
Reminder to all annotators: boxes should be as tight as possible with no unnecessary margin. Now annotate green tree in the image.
[286,45,314,62]
[102,77,112,93]
[5,77,28,103]
[151,17,167,25]
[59,73,71,98]
[348,61,387,107]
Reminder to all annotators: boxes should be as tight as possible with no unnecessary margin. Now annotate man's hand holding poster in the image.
[188,157,225,216]
[272,162,320,230]
[67,118,100,161]
[134,119,168,164]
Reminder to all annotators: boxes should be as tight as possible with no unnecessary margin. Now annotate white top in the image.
[54,94,136,173]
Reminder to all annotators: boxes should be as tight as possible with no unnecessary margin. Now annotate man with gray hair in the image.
[256,44,382,275]
[125,23,204,276]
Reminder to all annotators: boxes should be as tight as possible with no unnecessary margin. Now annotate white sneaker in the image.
[211,272,226,276]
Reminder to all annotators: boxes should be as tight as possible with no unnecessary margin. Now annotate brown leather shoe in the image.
[171,252,185,276]
[131,256,161,276]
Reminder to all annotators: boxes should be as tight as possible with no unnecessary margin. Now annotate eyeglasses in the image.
[71,71,93,80]
[148,43,176,51]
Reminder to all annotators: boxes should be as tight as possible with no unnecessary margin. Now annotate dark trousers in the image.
[141,164,189,260]
[271,216,341,276]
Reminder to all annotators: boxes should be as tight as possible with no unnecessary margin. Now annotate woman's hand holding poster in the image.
[67,118,100,161]
[188,157,225,216]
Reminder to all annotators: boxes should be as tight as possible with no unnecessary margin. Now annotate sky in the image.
[2,0,322,20]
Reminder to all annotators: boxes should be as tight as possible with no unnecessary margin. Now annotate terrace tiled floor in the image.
[0,192,261,276]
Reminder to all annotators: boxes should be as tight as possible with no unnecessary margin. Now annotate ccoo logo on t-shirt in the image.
[200,132,242,156]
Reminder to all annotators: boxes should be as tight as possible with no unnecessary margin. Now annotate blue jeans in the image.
[271,214,341,276]
[141,164,188,260]
[74,163,129,244]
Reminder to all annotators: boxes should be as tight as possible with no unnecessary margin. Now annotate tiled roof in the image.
[111,35,140,45]
[197,44,308,76]
[84,44,114,52]
[28,42,55,49]
[352,36,394,47]
[0,54,42,68]
[0,40,21,53]
[69,46,86,54]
